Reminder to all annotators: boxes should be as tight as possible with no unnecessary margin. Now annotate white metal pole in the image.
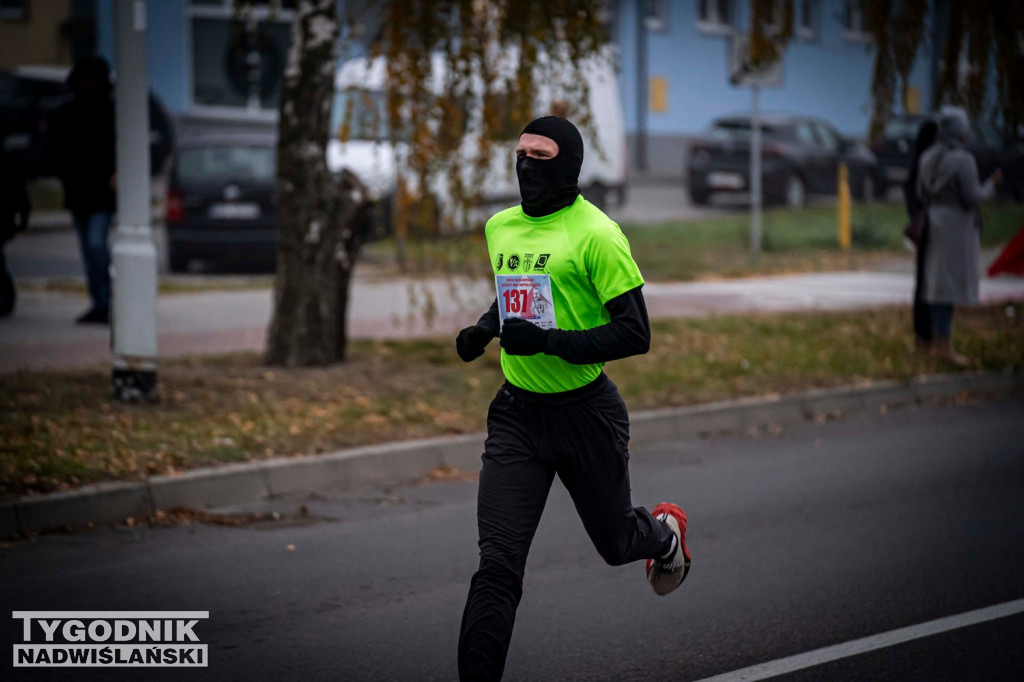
[750,83,762,258]
[111,0,158,402]
[636,0,648,173]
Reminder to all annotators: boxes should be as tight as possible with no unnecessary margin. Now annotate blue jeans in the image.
[930,303,954,339]
[73,212,113,310]
[0,243,14,315]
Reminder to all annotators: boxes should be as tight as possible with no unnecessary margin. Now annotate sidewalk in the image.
[0,273,494,373]
[3,265,1024,374]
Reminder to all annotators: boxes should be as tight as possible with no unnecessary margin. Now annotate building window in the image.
[842,0,871,42]
[0,0,28,22]
[188,0,295,115]
[645,0,669,32]
[698,0,734,34]
[762,2,784,36]
[798,0,818,40]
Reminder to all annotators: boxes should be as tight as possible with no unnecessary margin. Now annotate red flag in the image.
[988,227,1024,277]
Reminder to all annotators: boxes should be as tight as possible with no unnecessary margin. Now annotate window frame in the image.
[842,0,872,44]
[175,144,278,185]
[697,0,736,36]
[793,121,817,147]
[186,0,297,119]
[797,0,819,41]
[811,120,843,152]
[645,0,670,33]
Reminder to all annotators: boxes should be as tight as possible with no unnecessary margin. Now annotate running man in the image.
[455,116,691,681]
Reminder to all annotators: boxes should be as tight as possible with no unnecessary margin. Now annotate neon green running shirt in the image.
[485,195,644,393]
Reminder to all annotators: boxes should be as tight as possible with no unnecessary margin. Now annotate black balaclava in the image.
[516,116,584,217]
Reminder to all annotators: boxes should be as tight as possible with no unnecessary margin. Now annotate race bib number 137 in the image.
[496,274,558,330]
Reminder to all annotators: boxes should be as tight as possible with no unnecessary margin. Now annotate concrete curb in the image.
[2,371,1019,537]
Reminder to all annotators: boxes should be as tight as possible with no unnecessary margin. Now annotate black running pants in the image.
[457,373,673,681]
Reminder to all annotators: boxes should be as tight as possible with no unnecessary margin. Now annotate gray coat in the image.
[916,141,994,305]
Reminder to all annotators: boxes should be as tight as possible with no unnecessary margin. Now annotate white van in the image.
[325,50,628,234]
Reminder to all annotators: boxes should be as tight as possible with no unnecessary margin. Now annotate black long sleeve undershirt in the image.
[476,299,501,337]
[546,285,651,364]
[478,285,652,365]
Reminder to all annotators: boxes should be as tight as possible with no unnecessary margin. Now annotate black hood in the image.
[516,116,584,217]
[68,56,112,97]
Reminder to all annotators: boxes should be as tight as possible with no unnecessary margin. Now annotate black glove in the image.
[499,318,550,356]
[456,325,493,362]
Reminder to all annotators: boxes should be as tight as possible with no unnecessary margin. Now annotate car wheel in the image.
[785,174,806,209]
[689,186,711,206]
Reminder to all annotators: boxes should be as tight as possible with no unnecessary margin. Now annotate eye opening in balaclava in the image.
[516,116,584,217]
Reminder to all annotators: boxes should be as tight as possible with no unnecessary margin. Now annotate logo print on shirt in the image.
[495,253,504,271]
[534,254,550,270]
[523,253,534,270]
[508,254,520,271]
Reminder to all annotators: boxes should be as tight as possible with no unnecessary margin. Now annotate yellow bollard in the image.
[838,162,851,251]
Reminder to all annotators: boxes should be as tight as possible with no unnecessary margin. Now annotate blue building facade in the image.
[613,0,938,176]
[97,0,189,115]
[96,0,305,130]
[90,0,941,176]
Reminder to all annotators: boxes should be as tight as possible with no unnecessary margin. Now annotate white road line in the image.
[693,598,1024,682]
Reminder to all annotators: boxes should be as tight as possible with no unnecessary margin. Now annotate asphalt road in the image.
[2,396,1023,681]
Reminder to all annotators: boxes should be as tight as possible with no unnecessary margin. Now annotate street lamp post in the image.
[728,35,784,260]
[111,0,158,403]
[750,83,762,259]
[636,0,648,173]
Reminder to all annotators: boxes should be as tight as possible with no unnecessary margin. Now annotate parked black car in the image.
[166,130,278,272]
[0,66,174,179]
[871,113,1024,200]
[686,113,878,208]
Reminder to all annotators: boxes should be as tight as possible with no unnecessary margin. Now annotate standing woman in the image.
[916,108,1002,365]
[903,118,938,351]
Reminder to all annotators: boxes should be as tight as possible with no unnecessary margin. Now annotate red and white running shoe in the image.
[645,502,691,596]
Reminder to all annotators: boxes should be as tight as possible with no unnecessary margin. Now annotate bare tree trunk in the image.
[266,0,369,366]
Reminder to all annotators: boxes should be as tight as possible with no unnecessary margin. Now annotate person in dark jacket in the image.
[47,56,116,324]
[0,139,31,317]
[903,119,938,351]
